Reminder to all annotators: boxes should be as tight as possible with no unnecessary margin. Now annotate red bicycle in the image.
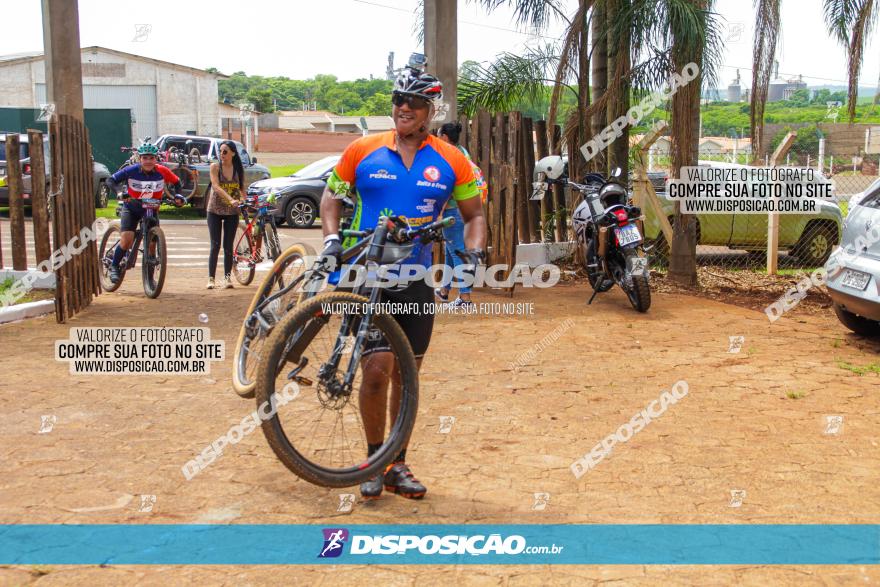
[232,192,282,286]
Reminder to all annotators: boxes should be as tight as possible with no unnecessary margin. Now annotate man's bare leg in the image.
[359,352,425,499]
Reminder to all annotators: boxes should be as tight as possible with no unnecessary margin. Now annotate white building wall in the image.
[0,48,220,136]
[0,62,36,106]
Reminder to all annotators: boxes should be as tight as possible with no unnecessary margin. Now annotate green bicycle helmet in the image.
[137,143,159,156]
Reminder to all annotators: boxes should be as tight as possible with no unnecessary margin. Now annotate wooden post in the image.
[767,131,797,275]
[28,130,51,266]
[424,0,457,123]
[632,121,673,243]
[480,110,494,253]
[533,120,550,241]
[512,112,530,245]
[41,0,85,122]
[549,125,567,241]
[6,134,27,270]
[521,117,538,243]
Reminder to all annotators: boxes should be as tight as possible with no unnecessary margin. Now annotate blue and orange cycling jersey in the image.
[109,164,180,200]
[327,131,479,267]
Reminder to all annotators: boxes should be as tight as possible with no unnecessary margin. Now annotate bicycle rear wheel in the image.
[232,243,316,398]
[142,225,167,298]
[232,221,256,286]
[98,221,124,292]
[255,291,419,488]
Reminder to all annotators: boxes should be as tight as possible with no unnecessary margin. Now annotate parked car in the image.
[824,179,880,336]
[152,134,270,213]
[246,155,348,228]
[0,133,111,209]
[643,161,843,266]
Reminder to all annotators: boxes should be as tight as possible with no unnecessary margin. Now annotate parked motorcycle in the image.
[532,156,651,312]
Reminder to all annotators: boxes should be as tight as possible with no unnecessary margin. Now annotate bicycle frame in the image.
[274,216,451,395]
[234,206,276,264]
[118,204,160,271]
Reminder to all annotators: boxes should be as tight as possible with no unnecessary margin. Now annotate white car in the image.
[824,179,880,336]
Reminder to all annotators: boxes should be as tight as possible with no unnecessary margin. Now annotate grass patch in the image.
[269,164,304,178]
[97,199,204,220]
[0,277,54,305]
[836,360,880,376]
[786,390,806,399]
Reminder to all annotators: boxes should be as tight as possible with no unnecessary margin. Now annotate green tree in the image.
[245,87,274,112]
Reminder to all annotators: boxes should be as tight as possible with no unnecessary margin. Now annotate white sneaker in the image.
[206,277,215,290]
[223,275,234,289]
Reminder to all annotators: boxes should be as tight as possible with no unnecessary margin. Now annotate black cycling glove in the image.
[320,237,344,271]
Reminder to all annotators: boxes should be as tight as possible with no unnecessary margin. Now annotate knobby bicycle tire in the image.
[142,225,167,298]
[98,221,124,292]
[255,291,419,488]
[232,242,316,398]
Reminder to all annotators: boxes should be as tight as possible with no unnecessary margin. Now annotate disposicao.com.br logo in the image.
[318,528,563,558]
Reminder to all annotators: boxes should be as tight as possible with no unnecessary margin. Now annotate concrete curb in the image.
[0,299,54,323]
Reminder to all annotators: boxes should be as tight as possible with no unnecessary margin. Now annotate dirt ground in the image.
[257,131,360,153]
[1,261,879,585]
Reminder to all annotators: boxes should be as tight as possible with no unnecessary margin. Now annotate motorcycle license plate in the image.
[841,269,870,291]
[140,198,161,210]
[615,224,642,246]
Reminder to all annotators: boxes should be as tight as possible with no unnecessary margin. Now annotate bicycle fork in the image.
[317,285,382,396]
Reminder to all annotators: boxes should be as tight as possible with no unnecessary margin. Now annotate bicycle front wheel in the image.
[98,221,124,292]
[264,221,281,261]
[142,225,167,298]
[232,243,316,398]
[255,291,419,488]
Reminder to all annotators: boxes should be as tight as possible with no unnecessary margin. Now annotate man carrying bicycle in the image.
[105,143,185,284]
[319,62,487,500]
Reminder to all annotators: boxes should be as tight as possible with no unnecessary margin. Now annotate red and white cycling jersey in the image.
[109,164,180,199]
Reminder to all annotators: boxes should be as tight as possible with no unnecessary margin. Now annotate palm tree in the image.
[751,0,877,157]
[463,0,721,283]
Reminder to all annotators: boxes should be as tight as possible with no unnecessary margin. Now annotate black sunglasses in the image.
[392,93,430,109]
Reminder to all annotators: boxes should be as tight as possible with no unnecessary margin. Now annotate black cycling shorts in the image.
[344,280,435,359]
[119,200,156,232]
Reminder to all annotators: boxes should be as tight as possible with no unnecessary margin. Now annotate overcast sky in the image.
[2,0,875,89]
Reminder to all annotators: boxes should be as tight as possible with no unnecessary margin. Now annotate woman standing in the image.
[435,122,487,308]
[206,141,244,289]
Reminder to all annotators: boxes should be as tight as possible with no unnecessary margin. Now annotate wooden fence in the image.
[48,114,101,322]
[3,123,100,321]
[2,131,52,272]
[456,111,570,289]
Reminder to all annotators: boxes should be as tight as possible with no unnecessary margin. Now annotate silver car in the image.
[824,180,880,336]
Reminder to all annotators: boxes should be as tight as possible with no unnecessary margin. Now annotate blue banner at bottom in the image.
[0,525,877,565]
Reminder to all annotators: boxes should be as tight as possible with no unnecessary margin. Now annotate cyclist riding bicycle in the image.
[319,59,488,500]
[105,143,186,284]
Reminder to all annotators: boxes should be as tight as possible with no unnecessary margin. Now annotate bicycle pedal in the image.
[286,357,310,382]
[293,376,313,387]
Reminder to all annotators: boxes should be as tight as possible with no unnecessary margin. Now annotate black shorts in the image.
[119,201,156,232]
[348,281,435,359]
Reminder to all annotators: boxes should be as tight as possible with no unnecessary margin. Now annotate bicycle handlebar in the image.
[341,216,454,244]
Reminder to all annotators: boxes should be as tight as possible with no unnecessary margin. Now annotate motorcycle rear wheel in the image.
[623,250,651,313]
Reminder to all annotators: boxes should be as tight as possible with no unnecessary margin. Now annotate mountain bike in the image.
[254,215,454,487]
[231,193,282,286]
[97,193,188,298]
